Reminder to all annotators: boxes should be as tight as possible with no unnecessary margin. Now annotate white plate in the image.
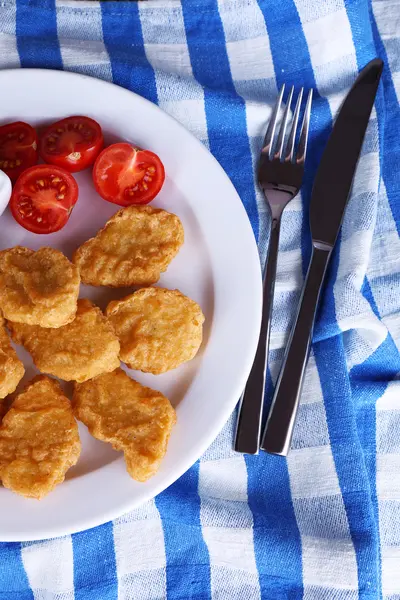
[0,69,261,542]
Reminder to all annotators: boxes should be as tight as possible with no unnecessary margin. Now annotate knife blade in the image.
[310,57,383,248]
[260,58,383,456]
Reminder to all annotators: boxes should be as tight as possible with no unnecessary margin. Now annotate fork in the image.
[234,85,313,454]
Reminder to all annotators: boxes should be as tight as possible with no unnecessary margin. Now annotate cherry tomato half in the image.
[40,116,104,173]
[0,121,38,182]
[10,165,79,234]
[93,143,165,206]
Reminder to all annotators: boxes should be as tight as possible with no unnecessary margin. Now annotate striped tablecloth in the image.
[0,0,400,598]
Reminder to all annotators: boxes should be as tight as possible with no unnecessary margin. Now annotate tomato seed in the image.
[15,160,21,166]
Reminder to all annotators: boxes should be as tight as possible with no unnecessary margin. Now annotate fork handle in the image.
[260,245,331,456]
[234,217,281,454]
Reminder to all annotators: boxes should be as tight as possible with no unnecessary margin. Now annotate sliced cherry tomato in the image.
[10,165,78,234]
[93,143,165,206]
[0,121,38,182]
[40,116,104,173]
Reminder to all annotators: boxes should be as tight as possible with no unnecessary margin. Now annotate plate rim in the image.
[0,68,262,541]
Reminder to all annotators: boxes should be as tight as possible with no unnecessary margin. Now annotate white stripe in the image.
[376,380,400,413]
[288,446,342,499]
[199,457,260,600]
[21,537,74,600]
[382,314,400,353]
[288,392,357,594]
[301,537,358,594]
[377,454,400,499]
[218,0,277,264]
[0,3,20,69]
[381,546,400,597]
[139,3,208,144]
[113,501,166,600]
[377,454,400,596]
[56,0,112,82]
[293,1,357,116]
[297,353,324,406]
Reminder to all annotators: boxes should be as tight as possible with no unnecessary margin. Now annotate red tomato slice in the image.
[0,121,38,182]
[93,143,165,206]
[10,165,79,234]
[40,116,104,173]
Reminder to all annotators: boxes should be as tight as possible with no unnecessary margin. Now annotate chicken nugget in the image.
[73,205,184,287]
[106,287,204,374]
[0,376,80,499]
[0,318,24,400]
[0,246,80,328]
[73,368,176,482]
[8,299,120,383]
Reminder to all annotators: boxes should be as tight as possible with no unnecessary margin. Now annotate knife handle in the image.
[261,245,331,456]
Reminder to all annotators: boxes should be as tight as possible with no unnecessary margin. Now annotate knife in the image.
[260,58,383,456]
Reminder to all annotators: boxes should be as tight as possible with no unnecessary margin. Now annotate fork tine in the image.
[296,88,313,164]
[262,84,285,157]
[284,87,303,162]
[274,86,294,160]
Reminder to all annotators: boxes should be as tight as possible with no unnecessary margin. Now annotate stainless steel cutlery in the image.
[234,85,312,454]
[235,58,384,456]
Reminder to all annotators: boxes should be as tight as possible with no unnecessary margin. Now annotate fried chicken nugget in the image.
[73,205,184,287]
[0,376,80,499]
[73,368,176,482]
[0,246,80,328]
[8,299,120,383]
[0,318,24,400]
[106,288,204,374]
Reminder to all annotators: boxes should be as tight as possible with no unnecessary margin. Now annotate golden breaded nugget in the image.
[8,299,120,383]
[0,318,24,399]
[0,376,80,499]
[0,246,80,328]
[73,205,184,287]
[106,288,204,374]
[73,368,176,482]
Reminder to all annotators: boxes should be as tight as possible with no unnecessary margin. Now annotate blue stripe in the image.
[257,0,332,275]
[345,0,376,68]
[245,452,302,598]
[314,242,380,598]
[0,543,33,599]
[72,522,118,600]
[155,463,211,599]
[181,0,259,240]
[16,0,62,69]
[253,2,333,594]
[101,2,158,104]
[369,1,400,235]
[246,373,302,598]
[342,6,392,594]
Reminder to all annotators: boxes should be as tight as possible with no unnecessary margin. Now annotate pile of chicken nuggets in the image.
[0,205,204,499]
